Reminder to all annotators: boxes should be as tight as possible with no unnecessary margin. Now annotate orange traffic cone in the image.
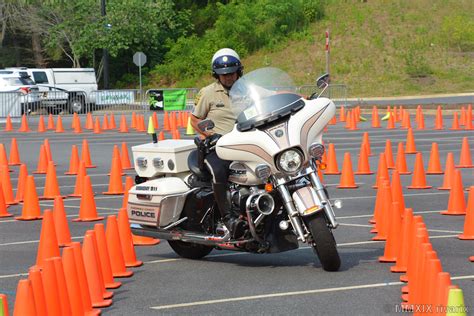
[339,106,346,122]
[37,115,46,133]
[0,143,9,169]
[109,113,117,129]
[391,170,406,216]
[458,187,474,239]
[47,114,55,130]
[13,279,37,316]
[8,138,21,166]
[385,139,395,169]
[158,130,165,140]
[40,161,63,200]
[33,145,48,174]
[372,180,392,241]
[407,153,431,189]
[163,111,170,130]
[51,257,73,316]
[43,139,53,163]
[69,242,104,312]
[373,153,390,189]
[93,117,102,134]
[35,210,60,268]
[450,112,461,130]
[379,201,401,262]
[55,115,64,133]
[64,145,80,175]
[69,161,87,197]
[4,114,13,131]
[345,110,352,129]
[121,142,132,169]
[405,128,417,154]
[73,176,104,221]
[152,112,159,129]
[122,176,133,209]
[390,208,414,273]
[438,152,455,190]
[1,165,16,205]
[84,231,114,299]
[426,143,443,174]
[105,215,133,277]
[71,113,78,129]
[133,234,161,246]
[456,137,473,168]
[53,197,72,247]
[73,115,82,134]
[15,175,42,220]
[0,183,13,217]
[28,267,48,316]
[395,142,411,174]
[355,143,373,175]
[466,104,473,130]
[61,248,89,316]
[14,164,28,203]
[18,114,30,132]
[417,108,425,130]
[371,106,381,128]
[440,169,466,215]
[460,107,466,126]
[387,110,396,129]
[117,208,143,267]
[362,132,373,156]
[93,224,122,289]
[434,106,443,130]
[81,139,96,168]
[119,114,129,133]
[85,112,93,130]
[103,156,124,195]
[111,145,124,175]
[338,152,358,188]
[324,143,341,175]
[82,234,113,307]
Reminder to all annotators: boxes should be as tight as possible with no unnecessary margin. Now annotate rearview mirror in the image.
[316,73,330,89]
[197,119,215,131]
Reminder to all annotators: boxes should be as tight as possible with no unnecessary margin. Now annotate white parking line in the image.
[150,274,474,310]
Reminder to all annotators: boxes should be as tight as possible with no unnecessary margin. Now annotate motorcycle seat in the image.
[187,149,212,182]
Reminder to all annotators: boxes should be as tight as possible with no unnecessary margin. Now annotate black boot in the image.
[212,182,246,239]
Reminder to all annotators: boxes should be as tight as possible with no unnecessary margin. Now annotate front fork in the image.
[274,163,339,242]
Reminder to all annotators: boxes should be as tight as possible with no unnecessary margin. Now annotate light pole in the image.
[101,0,109,89]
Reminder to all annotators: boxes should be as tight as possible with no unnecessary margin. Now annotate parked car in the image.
[3,67,98,113]
[0,73,40,115]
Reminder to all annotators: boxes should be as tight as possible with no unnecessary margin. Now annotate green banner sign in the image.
[163,89,187,111]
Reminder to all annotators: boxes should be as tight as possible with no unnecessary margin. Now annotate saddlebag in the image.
[127,177,193,228]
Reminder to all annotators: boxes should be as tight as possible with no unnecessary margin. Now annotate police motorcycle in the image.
[128,67,342,271]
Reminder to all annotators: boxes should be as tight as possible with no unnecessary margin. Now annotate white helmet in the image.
[211,48,243,77]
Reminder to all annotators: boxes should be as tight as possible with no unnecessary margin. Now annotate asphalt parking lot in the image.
[0,110,472,315]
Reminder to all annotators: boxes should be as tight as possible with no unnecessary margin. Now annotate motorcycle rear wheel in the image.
[168,240,213,259]
[305,212,341,271]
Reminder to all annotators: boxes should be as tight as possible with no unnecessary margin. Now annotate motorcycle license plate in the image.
[127,203,159,226]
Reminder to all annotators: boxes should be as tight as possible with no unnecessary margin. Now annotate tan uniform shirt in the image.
[192,81,236,135]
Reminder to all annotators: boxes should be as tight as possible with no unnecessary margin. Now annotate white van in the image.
[4,67,98,113]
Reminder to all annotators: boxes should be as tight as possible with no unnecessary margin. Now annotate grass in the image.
[149,0,474,98]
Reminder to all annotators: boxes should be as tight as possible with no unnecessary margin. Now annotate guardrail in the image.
[0,85,348,118]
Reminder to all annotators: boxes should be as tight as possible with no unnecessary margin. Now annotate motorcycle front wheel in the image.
[304,212,341,271]
[168,240,213,259]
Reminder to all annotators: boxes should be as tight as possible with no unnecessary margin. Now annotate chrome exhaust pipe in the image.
[246,192,275,215]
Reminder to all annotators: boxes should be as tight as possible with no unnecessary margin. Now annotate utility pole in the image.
[101,0,110,89]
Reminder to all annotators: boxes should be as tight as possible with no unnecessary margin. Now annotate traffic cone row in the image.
[12,203,148,314]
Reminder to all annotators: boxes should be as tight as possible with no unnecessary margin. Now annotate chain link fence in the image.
[0,84,347,119]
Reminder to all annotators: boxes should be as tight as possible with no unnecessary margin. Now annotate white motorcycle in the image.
[128,68,342,271]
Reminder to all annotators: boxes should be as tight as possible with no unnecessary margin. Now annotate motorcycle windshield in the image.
[230,67,304,132]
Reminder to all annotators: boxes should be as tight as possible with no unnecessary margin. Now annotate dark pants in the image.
[204,151,230,184]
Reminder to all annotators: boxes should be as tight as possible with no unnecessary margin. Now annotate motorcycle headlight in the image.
[276,149,303,174]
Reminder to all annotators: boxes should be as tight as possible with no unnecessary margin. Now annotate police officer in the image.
[190,48,246,238]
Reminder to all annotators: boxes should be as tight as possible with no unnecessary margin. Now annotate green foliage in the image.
[151,0,325,85]
[440,14,474,52]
